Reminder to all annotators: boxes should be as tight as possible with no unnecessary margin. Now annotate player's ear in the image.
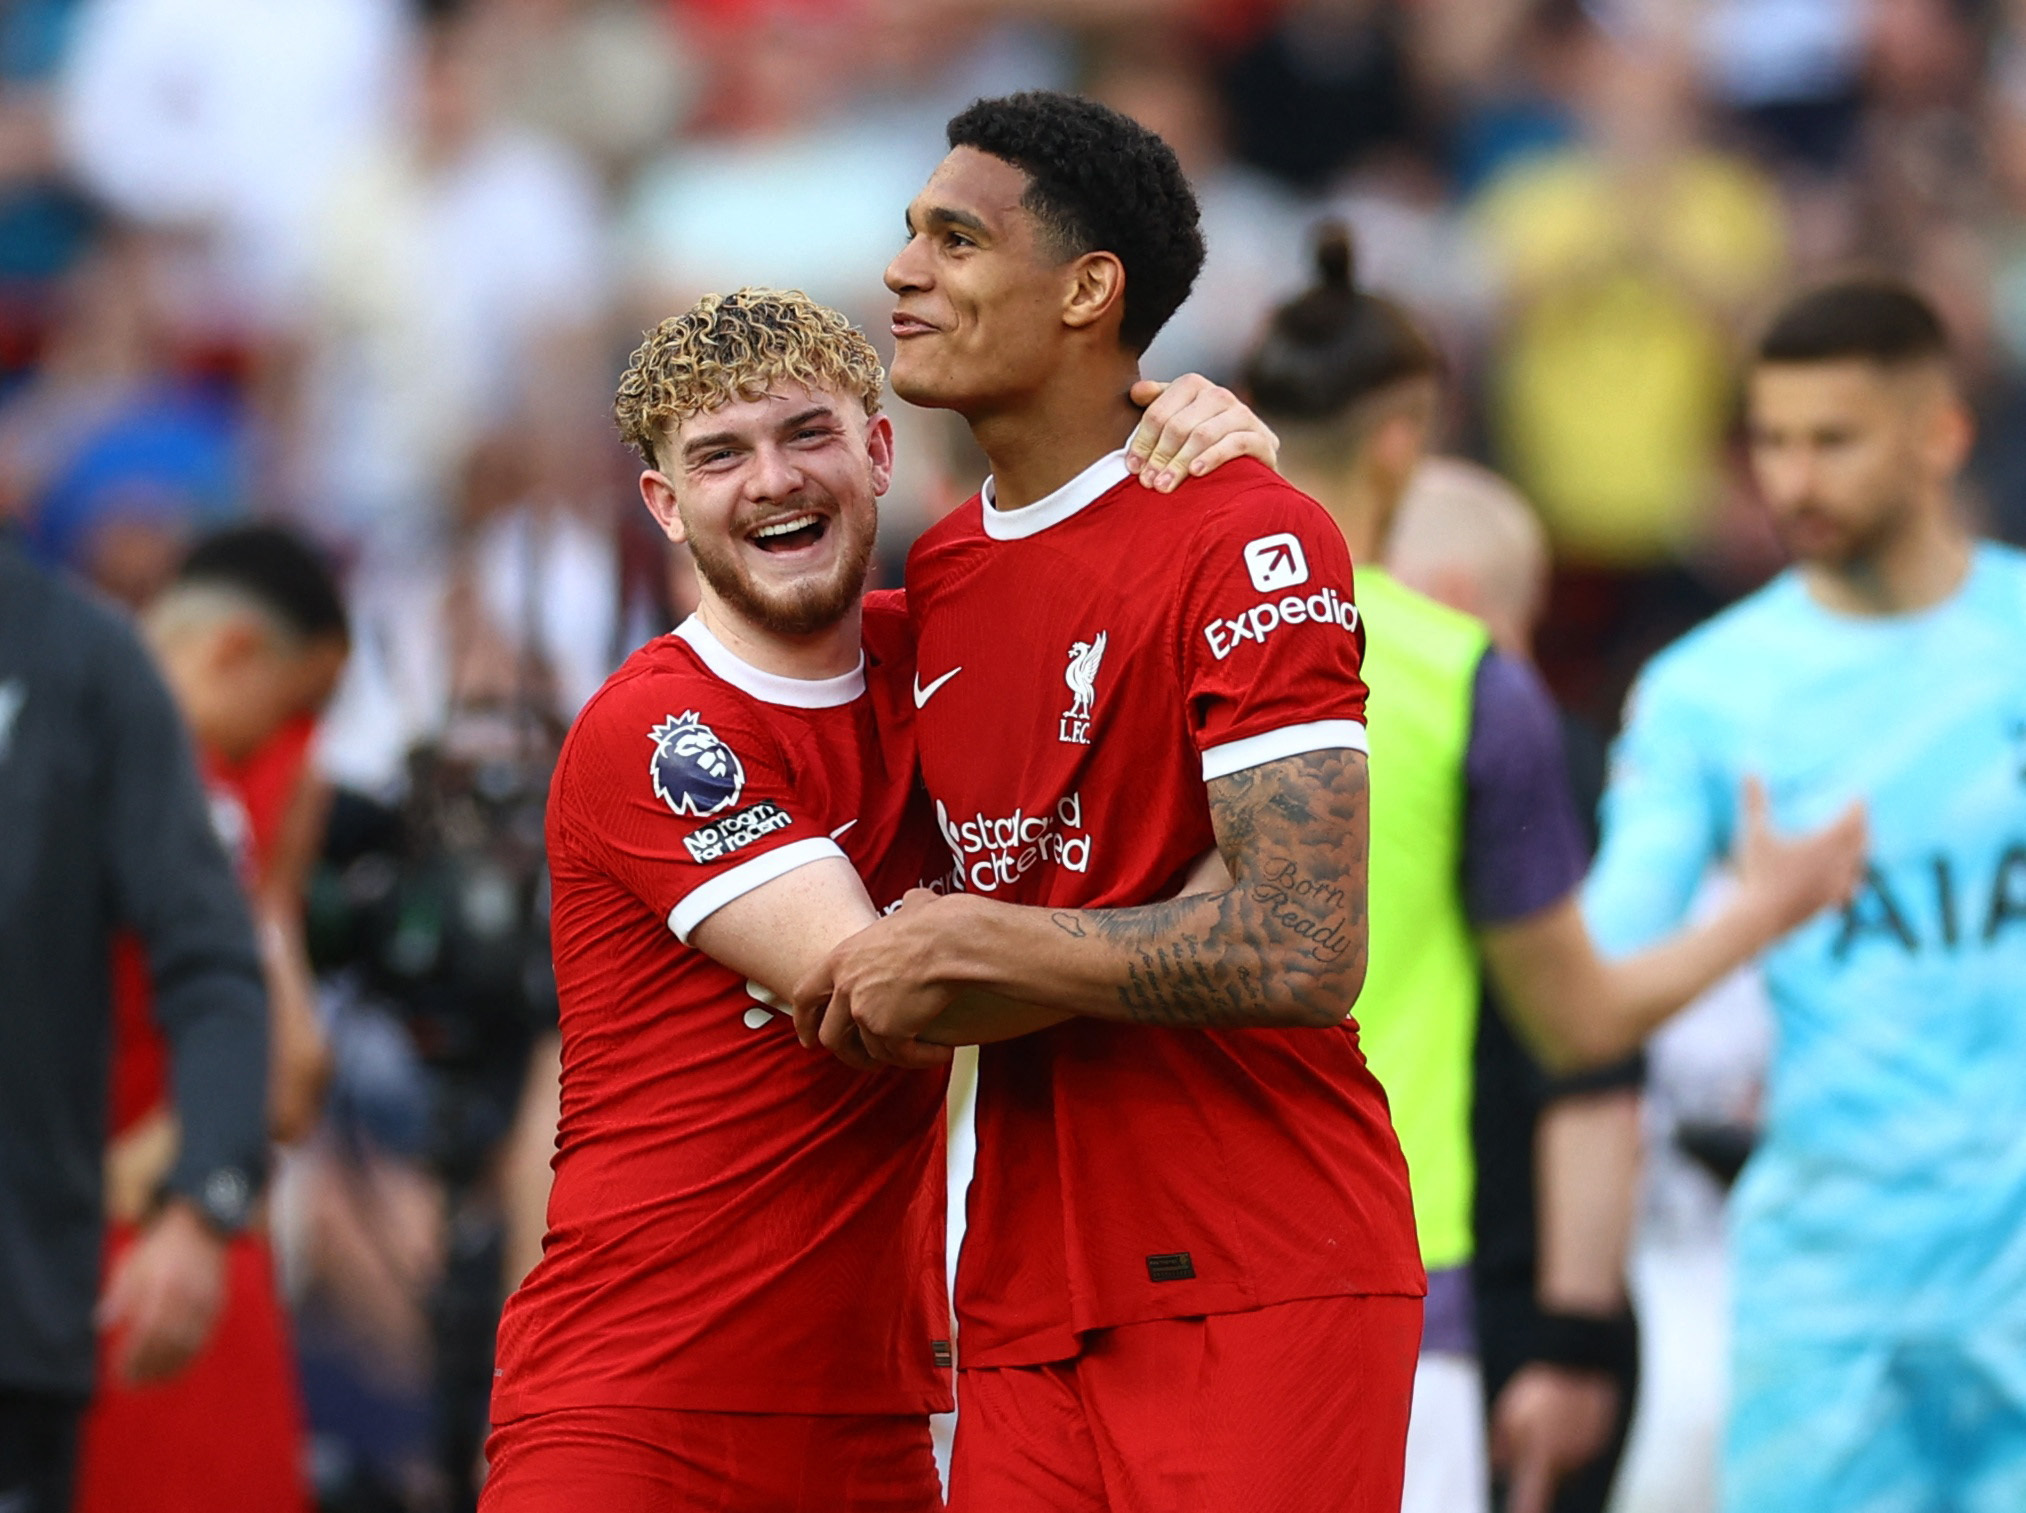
[1931,392,1975,479]
[640,470,689,546]
[865,413,896,497]
[1061,251,1124,335]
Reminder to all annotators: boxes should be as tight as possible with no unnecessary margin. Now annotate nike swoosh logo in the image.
[913,666,962,708]
[829,820,857,839]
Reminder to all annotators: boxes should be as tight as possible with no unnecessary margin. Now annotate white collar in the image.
[672,614,865,708]
[979,447,1132,541]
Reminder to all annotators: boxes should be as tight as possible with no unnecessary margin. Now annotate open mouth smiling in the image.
[748,512,830,553]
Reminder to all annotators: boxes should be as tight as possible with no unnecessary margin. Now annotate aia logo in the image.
[649,711,745,818]
[1060,632,1107,745]
[1243,533,1309,593]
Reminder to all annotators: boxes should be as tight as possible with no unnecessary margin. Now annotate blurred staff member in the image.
[76,525,350,1513]
[0,525,270,1513]
[1240,226,1862,1513]
[1390,458,1644,1513]
[1584,280,2026,1513]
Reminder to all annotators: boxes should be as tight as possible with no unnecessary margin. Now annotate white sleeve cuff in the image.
[667,837,848,944]
[1199,719,1369,781]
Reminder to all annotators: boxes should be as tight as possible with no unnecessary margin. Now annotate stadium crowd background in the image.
[3,0,2022,1508]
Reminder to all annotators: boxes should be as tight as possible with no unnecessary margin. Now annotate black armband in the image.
[1528,1308,1638,1377]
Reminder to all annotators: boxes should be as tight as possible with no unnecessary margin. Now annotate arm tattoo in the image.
[1047,750,1369,1027]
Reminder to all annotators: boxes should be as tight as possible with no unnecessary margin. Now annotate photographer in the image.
[307,494,622,1511]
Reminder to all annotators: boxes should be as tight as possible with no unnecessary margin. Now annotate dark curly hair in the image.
[946,91,1204,354]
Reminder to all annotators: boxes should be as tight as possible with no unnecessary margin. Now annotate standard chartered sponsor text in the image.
[937,791,1092,892]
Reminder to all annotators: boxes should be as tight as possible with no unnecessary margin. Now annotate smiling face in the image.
[884,147,1111,416]
[1747,358,1968,569]
[639,383,892,637]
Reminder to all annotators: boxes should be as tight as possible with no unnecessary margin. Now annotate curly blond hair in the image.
[615,288,886,470]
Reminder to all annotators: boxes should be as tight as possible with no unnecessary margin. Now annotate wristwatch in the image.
[159,1166,256,1237]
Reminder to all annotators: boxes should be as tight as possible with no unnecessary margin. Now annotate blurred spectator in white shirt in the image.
[279,0,614,797]
[281,0,607,559]
[56,0,404,335]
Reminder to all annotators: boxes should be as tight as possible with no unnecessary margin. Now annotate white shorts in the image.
[1402,1349,1489,1513]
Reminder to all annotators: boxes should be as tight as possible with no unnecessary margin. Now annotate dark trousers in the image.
[0,1388,84,1513]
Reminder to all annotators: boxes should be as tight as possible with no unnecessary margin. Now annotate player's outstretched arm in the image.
[795,748,1368,1058]
[794,849,1232,1054]
[1482,778,1867,1070]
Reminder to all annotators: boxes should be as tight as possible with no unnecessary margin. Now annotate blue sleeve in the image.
[1461,650,1588,926]
[1581,662,1726,957]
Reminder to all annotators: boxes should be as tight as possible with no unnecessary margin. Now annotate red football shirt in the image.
[489,597,955,1419]
[906,454,1424,1368]
[108,714,316,1137]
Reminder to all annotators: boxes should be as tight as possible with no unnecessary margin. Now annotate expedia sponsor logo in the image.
[936,791,1091,893]
[1243,533,1309,592]
[1202,585,1360,662]
[683,801,792,863]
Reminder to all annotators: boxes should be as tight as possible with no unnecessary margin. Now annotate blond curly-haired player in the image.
[479,287,1276,1513]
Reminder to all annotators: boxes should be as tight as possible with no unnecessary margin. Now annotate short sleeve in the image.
[1581,664,1726,957]
[552,683,844,944]
[1175,485,1370,781]
[1462,650,1588,926]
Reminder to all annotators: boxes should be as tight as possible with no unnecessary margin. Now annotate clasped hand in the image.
[793,888,959,1070]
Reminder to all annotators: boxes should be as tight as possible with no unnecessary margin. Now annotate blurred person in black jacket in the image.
[0,526,269,1512]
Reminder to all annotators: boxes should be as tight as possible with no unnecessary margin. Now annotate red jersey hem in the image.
[957,1278,1429,1370]
[490,1379,955,1425]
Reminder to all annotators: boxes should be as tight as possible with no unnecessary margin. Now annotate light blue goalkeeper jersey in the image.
[1585,543,2026,1341]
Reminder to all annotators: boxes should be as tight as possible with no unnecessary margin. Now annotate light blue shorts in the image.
[1728,1330,2026,1513]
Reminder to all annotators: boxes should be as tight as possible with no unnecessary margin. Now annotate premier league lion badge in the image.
[649,711,746,819]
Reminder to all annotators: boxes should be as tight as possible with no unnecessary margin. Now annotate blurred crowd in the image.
[11,0,2026,719]
[5,0,2025,1509]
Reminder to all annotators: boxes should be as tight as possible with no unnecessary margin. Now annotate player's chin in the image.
[1775,515,1853,564]
[887,350,965,412]
[747,553,869,630]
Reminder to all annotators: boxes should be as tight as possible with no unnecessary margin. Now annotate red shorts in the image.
[950,1293,1422,1513]
[480,1404,943,1513]
[76,1224,311,1513]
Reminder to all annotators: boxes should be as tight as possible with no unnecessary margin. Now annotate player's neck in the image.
[1805,506,1973,618]
[970,363,1143,513]
[1281,457,1392,564]
[694,594,864,681]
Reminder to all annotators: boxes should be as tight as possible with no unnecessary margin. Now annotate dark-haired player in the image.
[478,286,1274,1513]
[1582,279,2026,1510]
[77,524,349,1513]
[1242,228,1864,1513]
[799,91,1421,1510]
